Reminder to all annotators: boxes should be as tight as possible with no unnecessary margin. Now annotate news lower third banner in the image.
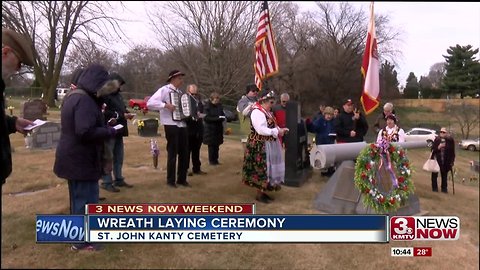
[36,214,388,243]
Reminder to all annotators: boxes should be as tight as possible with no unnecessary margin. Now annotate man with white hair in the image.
[373,102,396,134]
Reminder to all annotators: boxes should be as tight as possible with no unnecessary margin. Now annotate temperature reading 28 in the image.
[414,247,432,257]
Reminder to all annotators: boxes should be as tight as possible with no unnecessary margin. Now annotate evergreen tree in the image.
[442,44,480,98]
[379,60,400,100]
[403,72,420,98]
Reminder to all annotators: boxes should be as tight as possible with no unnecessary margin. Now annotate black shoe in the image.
[262,193,275,201]
[167,182,177,188]
[209,162,220,166]
[114,181,133,188]
[101,184,120,193]
[193,170,207,175]
[256,194,270,204]
[177,182,191,187]
[188,172,194,176]
[441,190,448,194]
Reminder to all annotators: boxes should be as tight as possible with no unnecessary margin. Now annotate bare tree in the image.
[2,1,125,107]
[146,1,259,103]
[447,102,479,139]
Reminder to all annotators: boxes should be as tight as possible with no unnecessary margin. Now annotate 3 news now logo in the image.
[390,216,460,241]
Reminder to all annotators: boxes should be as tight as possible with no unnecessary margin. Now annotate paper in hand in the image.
[24,119,48,131]
[113,124,124,130]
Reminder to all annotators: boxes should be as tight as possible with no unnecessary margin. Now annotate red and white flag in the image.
[360,2,380,115]
[254,1,279,91]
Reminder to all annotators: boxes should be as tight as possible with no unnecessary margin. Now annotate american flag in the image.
[360,2,380,115]
[254,1,279,91]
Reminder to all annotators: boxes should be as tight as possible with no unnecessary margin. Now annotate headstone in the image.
[22,99,48,121]
[284,101,311,187]
[138,118,159,137]
[30,122,61,149]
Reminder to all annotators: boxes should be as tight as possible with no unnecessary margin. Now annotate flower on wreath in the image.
[354,142,415,214]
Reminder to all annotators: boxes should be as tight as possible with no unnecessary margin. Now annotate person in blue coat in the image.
[53,63,120,251]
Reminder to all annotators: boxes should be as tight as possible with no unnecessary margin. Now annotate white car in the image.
[458,138,480,151]
[404,128,437,147]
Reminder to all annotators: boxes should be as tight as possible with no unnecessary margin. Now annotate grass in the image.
[1,99,479,269]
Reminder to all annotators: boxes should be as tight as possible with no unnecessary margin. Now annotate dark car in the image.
[223,109,238,122]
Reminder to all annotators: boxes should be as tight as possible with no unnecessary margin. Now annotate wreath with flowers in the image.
[354,141,415,213]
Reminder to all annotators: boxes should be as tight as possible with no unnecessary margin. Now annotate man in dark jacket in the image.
[1,28,35,186]
[334,98,369,143]
[100,72,134,192]
[185,84,207,176]
[53,63,119,250]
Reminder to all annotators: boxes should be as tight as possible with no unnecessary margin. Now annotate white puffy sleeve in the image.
[251,109,279,138]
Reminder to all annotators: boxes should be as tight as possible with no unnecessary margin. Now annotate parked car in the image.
[404,127,437,147]
[128,96,150,112]
[223,109,238,122]
[458,138,480,151]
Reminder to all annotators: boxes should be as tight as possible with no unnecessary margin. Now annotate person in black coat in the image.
[1,28,35,185]
[334,98,368,143]
[185,84,207,175]
[430,127,455,193]
[53,63,120,250]
[100,72,134,192]
[203,92,226,165]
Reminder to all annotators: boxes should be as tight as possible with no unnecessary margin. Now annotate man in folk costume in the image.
[376,114,405,143]
[242,91,289,203]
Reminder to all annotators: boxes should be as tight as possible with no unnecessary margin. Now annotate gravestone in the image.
[30,122,61,149]
[138,118,159,137]
[284,101,311,187]
[22,99,48,121]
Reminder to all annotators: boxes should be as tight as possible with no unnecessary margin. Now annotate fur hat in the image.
[167,70,185,82]
[2,28,35,66]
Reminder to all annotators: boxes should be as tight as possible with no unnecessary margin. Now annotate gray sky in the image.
[114,1,480,87]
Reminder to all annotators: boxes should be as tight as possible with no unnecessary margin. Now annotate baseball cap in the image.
[343,98,353,106]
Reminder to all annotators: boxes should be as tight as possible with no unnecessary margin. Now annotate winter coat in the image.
[203,101,225,146]
[311,117,335,145]
[1,79,17,184]
[53,64,118,181]
[431,136,455,172]
[334,109,369,143]
[103,90,129,137]
[185,94,204,139]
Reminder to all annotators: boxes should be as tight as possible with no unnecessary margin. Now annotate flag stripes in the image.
[254,1,279,90]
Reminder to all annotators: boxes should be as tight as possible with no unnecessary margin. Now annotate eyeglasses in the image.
[281,100,288,103]
[440,131,446,133]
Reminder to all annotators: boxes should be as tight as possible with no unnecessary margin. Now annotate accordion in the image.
[170,91,194,121]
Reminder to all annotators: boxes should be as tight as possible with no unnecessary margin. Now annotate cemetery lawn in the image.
[1,109,479,270]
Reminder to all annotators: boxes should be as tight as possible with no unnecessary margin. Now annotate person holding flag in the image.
[360,2,380,115]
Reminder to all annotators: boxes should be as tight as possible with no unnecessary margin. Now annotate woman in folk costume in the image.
[242,91,289,203]
[376,114,405,143]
